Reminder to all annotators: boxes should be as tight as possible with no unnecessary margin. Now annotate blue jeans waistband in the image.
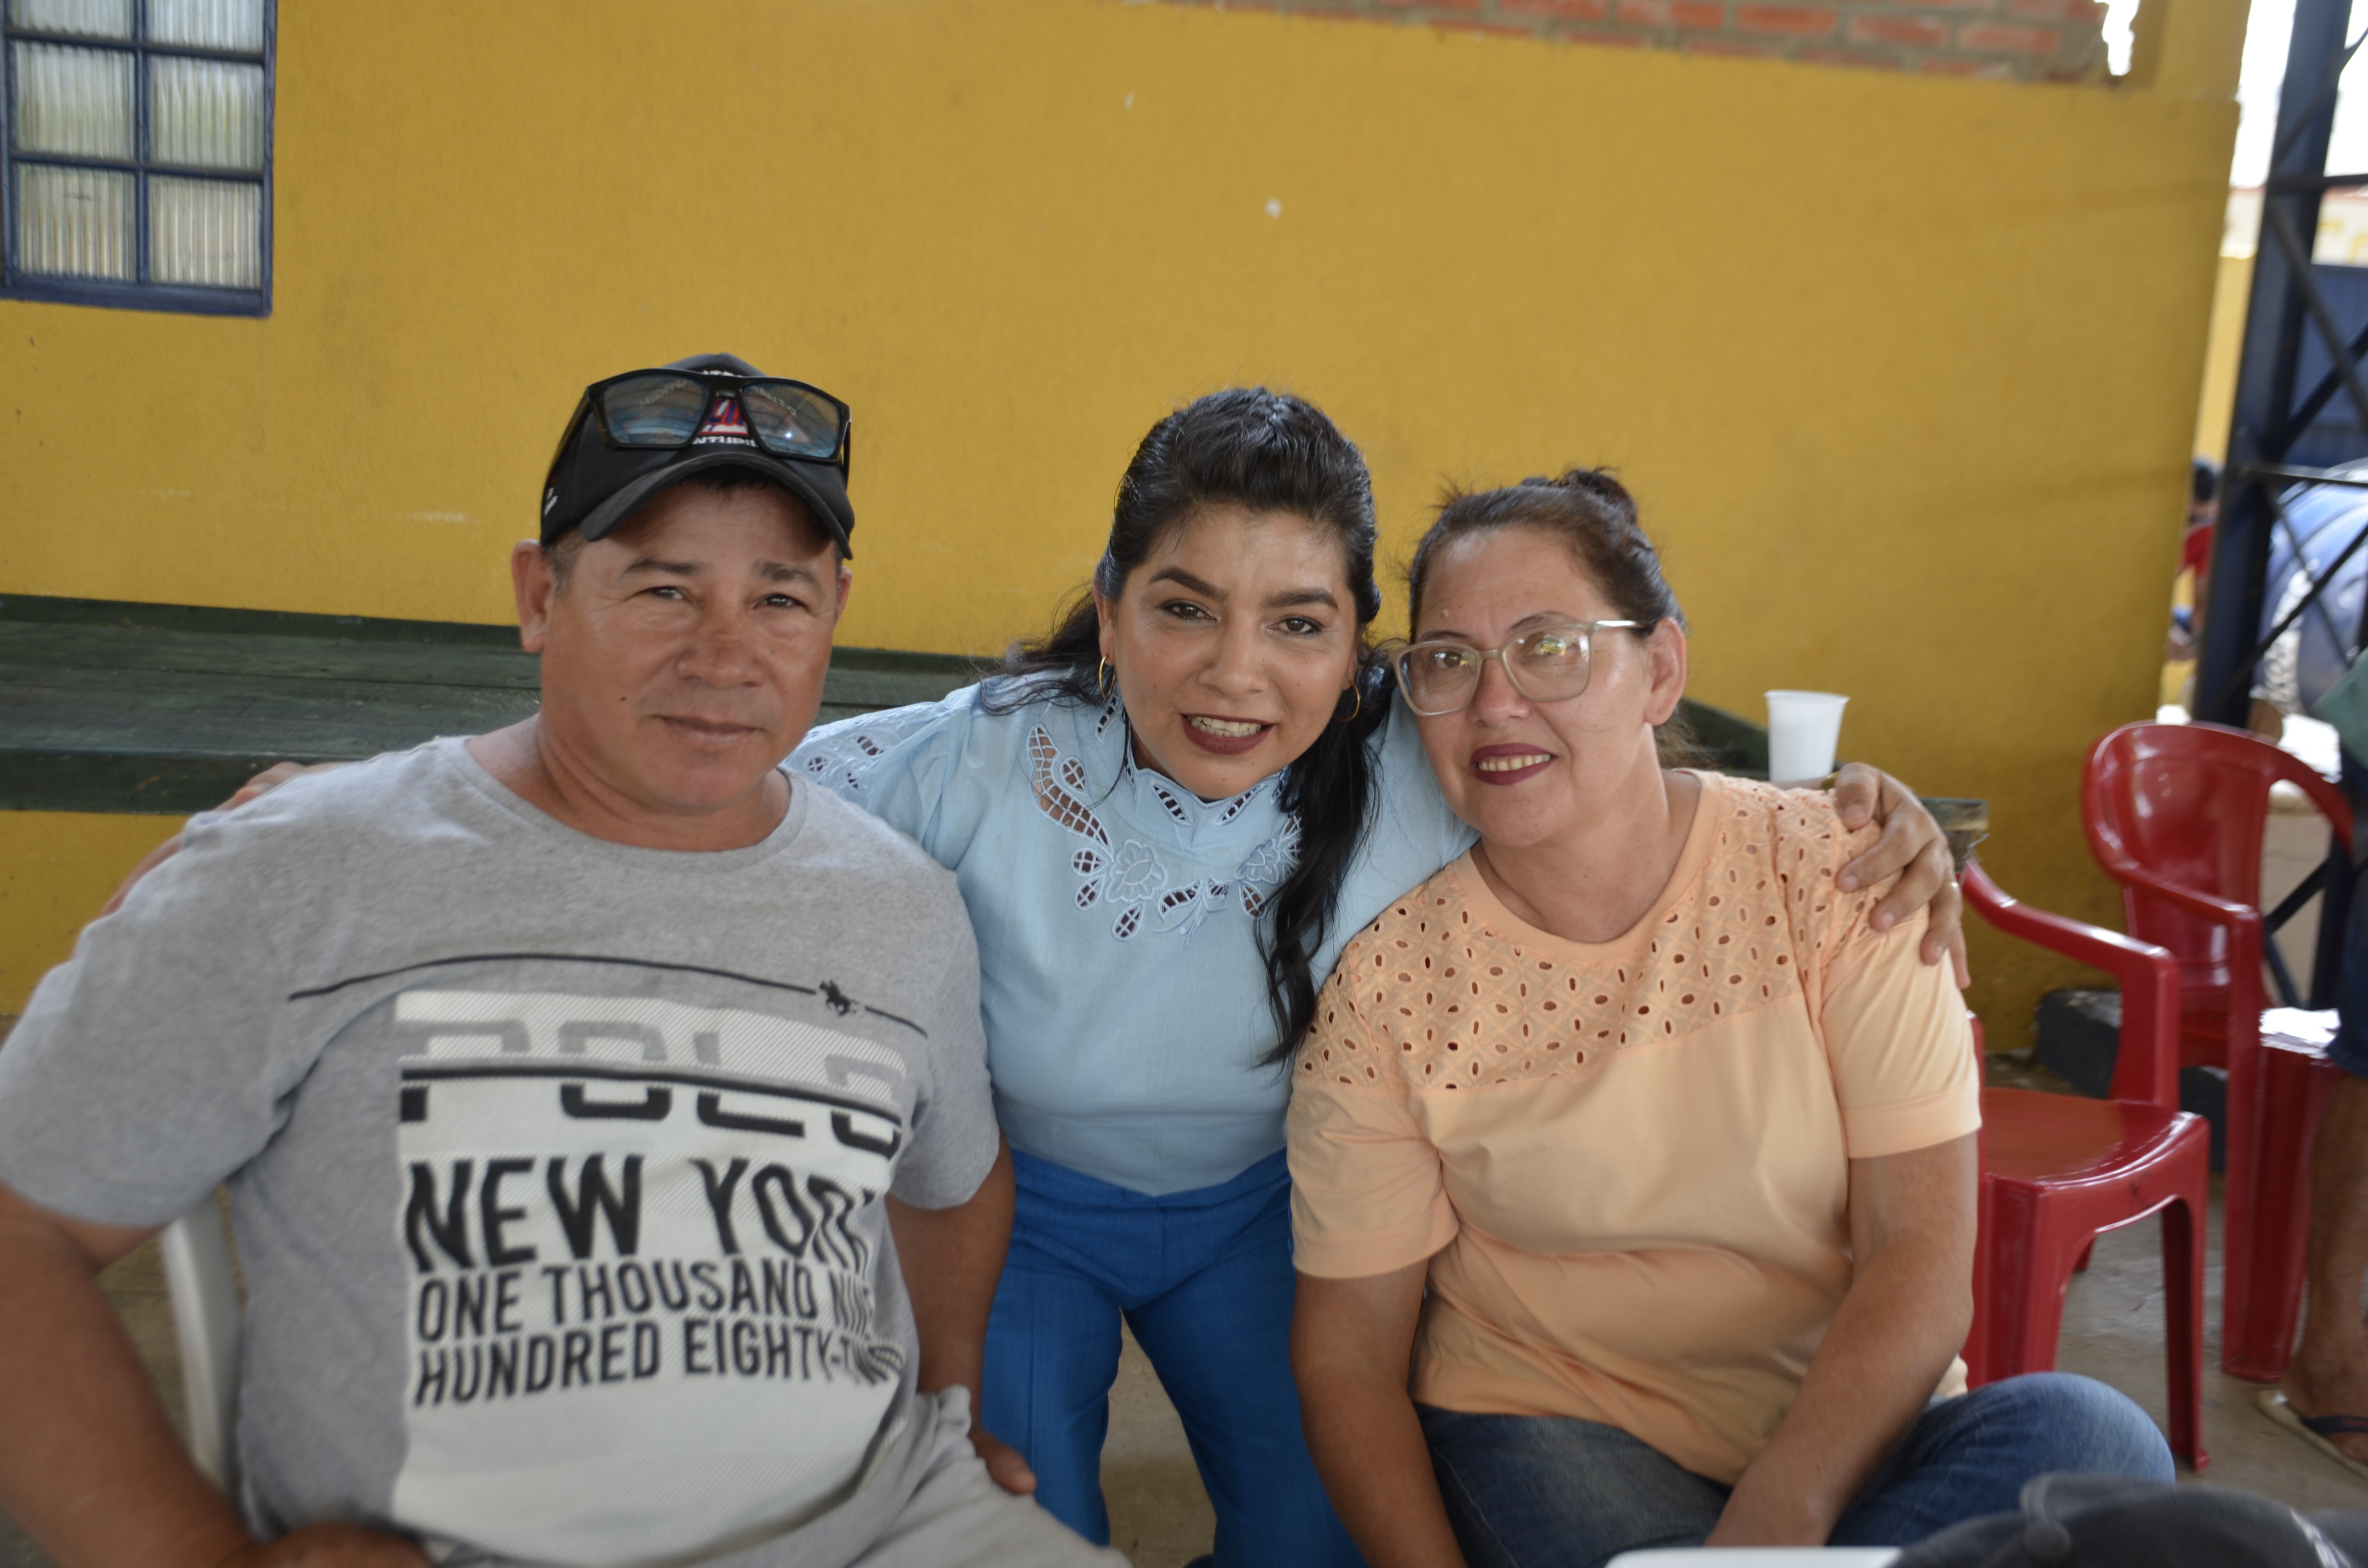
[1010,1144,1290,1213]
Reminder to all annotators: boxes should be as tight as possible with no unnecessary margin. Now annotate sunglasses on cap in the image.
[566,368,853,481]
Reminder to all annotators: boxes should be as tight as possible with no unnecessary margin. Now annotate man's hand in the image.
[214,1523,432,1567]
[0,1185,245,1568]
[883,1144,1037,1496]
[99,762,328,917]
[888,1141,1029,1494]
[1827,763,1969,987]
[971,1427,1038,1496]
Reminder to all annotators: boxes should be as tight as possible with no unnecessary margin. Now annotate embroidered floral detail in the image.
[1234,821,1299,917]
[1152,876,1227,941]
[1108,842,1169,901]
[801,710,929,794]
[1215,787,1268,827]
[1110,721,1270,829]
[1146,777,1194,826]
[807,697,1302,943]
[1029,727,1108,844]
[1026,723,1300,942]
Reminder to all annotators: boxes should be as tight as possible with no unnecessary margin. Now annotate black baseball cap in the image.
[540,352,856,556]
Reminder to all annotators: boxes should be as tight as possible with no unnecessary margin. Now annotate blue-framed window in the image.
[2,0,271,316]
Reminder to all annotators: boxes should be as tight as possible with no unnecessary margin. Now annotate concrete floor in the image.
[1102,1328,1219,1567]
[1995,1052,2368,1515]
[2058,1180,2368,1512]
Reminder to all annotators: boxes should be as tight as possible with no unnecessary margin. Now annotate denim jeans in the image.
[1418,1372,2174,1568]
[982,1148,1365,1568]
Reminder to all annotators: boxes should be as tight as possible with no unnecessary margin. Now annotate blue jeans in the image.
[1418,1372,2173,1568]
[982,1148,1364,1568]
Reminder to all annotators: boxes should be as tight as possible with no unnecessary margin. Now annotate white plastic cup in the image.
[1765,691,1849,784]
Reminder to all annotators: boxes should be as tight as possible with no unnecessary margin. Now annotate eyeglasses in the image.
[1390,621,1643,716]
[567,369,852,478]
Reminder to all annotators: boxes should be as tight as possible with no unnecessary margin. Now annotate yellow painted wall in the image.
[2195,251,2255,465]
[0,814,183,1017]
[0,0,2246,1037]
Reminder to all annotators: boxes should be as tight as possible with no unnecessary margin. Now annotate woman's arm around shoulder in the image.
[789,684,1006,863]
[1357,706,1965,982]
[1359,699,1481,892]
[1825,763,1968,985]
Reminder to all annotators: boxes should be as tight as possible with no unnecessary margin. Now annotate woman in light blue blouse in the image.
[791,389,1963,1568]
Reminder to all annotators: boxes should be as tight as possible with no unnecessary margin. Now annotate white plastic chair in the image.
[1607,1553,1900,1566]
[157,1194,241,1493]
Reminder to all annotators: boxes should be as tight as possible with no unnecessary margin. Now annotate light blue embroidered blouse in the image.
[791,682,1475,1196]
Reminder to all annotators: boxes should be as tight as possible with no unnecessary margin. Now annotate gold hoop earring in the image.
[1097,658,1113,695]
[1337,685,1362,723]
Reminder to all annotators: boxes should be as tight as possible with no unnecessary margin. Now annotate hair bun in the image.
[1410,464,1674,630]
[1545,467,1638,531]
[1550,466,1628,496]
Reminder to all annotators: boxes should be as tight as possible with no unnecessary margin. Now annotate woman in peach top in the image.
[1285,472,2171,1568]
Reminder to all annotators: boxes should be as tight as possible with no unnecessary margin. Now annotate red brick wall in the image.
[1166,0,2110,81]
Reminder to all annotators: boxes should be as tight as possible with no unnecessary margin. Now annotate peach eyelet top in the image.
[1287,773,1979,1483]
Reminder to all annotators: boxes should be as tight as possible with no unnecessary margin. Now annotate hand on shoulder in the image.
[99,761,338,917]
[1825,762,1967,987]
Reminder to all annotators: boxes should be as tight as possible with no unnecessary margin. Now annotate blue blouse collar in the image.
[1062,692,1291,855]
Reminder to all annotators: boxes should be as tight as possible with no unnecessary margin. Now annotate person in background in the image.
[2264,895,2368,1481]
[2162,458,2215,710]
[1288,471,2173,1568]
[2260,532,2368,1477]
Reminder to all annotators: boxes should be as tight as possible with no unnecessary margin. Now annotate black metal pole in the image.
[2197,0,2358,726]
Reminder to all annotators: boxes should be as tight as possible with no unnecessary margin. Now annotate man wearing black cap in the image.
[0,356,1122,1568]
[542,352,860,556]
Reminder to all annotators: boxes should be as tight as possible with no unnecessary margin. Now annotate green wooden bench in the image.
[0,594,1768,815]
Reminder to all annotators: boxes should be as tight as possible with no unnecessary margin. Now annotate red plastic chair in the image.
[1961,860,2208,1470]
[2083,721,2353,1381]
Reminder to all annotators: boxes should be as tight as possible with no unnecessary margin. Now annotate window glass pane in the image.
[16,162,133,277]
[10,41,134,159]
[7,0,133,40]
[149,173,259,287]
[150,56,263,170]
[145,0,265,53]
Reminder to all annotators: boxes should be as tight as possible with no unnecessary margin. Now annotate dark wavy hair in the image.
[1406,467,1702,764]
[987,388,1387,1062]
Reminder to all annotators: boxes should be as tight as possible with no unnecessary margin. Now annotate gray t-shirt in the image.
[0,738,1000,1568]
